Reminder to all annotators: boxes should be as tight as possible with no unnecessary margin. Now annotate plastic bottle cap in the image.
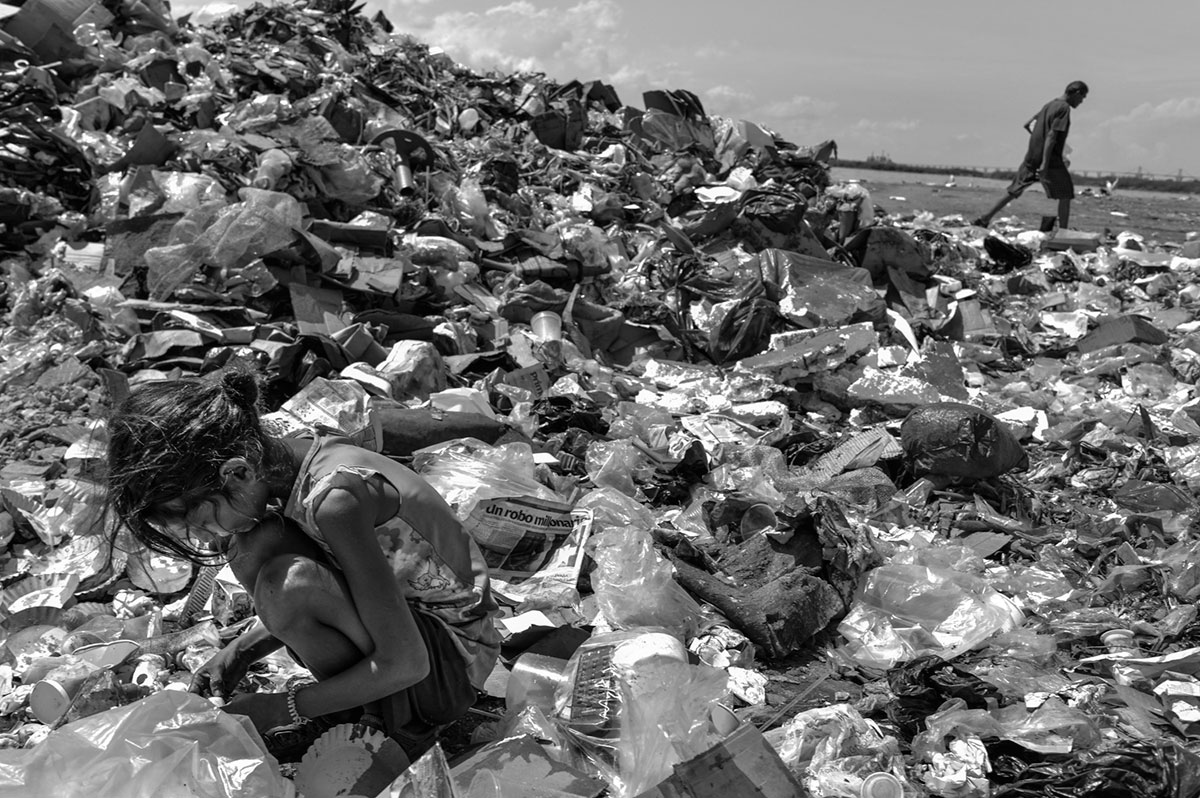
[861,772,905,798]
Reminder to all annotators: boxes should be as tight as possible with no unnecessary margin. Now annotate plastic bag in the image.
[611,659,728,797]
[585,440,653,498]
[417,440,564,520]
[589,526,703,636]
[152,170,227,212]
[417,440,580,605]
[381,744,456,798]
[1159,538,1200,601]
[546,629,724,797]
[606,402,675,449]
[900,402,1029,480]
[309,149,385,205]
[837,545,1024,670]
[440,177,497,240]
[145,189,304,299]
[886,655,1002,740]
[991,740,1200,798]
[574,487,655,535]
[0,690,292,797]
[704,444,800,507]
[763,703,908,798]
[913,697,1099,760]
[554,629,688,736]
[986,562,1075,606]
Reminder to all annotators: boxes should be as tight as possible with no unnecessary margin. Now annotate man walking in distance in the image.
[973,81,1089,230]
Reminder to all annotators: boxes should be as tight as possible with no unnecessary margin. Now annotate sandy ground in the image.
[832,167,1200,245]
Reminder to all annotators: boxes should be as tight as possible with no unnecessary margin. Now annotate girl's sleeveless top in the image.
[282,434,500,690]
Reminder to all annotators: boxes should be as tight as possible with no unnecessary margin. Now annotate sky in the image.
[179,0,1200,177]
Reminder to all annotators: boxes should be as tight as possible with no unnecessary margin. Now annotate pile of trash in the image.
[1,0,1200,796]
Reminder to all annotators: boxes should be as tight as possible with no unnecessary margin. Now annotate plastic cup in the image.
[739,504,778,538]
[530,311,563,341]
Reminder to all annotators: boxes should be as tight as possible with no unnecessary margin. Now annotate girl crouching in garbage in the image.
[105,365,501,762]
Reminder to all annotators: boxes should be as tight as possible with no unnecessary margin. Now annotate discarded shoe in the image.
[261,719,325,764]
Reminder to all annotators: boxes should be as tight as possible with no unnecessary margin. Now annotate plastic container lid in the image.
[861,772,905,798]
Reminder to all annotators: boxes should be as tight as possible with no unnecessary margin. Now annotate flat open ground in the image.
[832,167,1200,245]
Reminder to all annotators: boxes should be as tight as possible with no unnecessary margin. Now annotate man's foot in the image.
[971,217,989,228]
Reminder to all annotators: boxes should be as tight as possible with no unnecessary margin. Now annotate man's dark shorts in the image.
[1007,162,1074,200]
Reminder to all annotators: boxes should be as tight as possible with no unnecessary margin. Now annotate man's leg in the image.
[975,180,1030,227]
[977,165,1039,227]
[1057,198,1071,229]
[974,192,1017,227]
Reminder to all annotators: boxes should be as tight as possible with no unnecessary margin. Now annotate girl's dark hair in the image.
[106,364,268,562]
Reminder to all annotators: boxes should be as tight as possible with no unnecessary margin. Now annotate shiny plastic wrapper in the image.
[0,690,292,798]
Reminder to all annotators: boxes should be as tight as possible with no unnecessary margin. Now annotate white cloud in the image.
[392,0,642,88]
[1100,97,1200,127]
[851,118,919,133]
[758,95,835,120]
[702,84,756,116]
[1077,96,1200,175]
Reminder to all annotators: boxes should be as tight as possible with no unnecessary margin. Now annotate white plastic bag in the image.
[0,690,293,798]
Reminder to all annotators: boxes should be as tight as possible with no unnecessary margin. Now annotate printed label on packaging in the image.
[464,500,592,606]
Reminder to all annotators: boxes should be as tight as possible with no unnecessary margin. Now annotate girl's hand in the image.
[189,642,250,700]
[222,691,292,733]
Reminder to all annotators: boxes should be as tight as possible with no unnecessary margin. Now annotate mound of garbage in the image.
[1,1,1200,796]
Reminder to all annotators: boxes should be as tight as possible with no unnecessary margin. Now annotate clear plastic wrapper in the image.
[610,659,728,797]
[417,440,562,518]
[0,690,293,797]
[585,439,653,498]
[144,188,304,299]
[545,629,725,797]
[588,525,703,636]
[554,629,688,738]
[574,487,655,534]
[912,697,1099,760]
[837,545,1024,669]
[763,703,909,798]
[418,441,578,605]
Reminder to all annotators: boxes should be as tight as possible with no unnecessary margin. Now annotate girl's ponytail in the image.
[219,366,261,414]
